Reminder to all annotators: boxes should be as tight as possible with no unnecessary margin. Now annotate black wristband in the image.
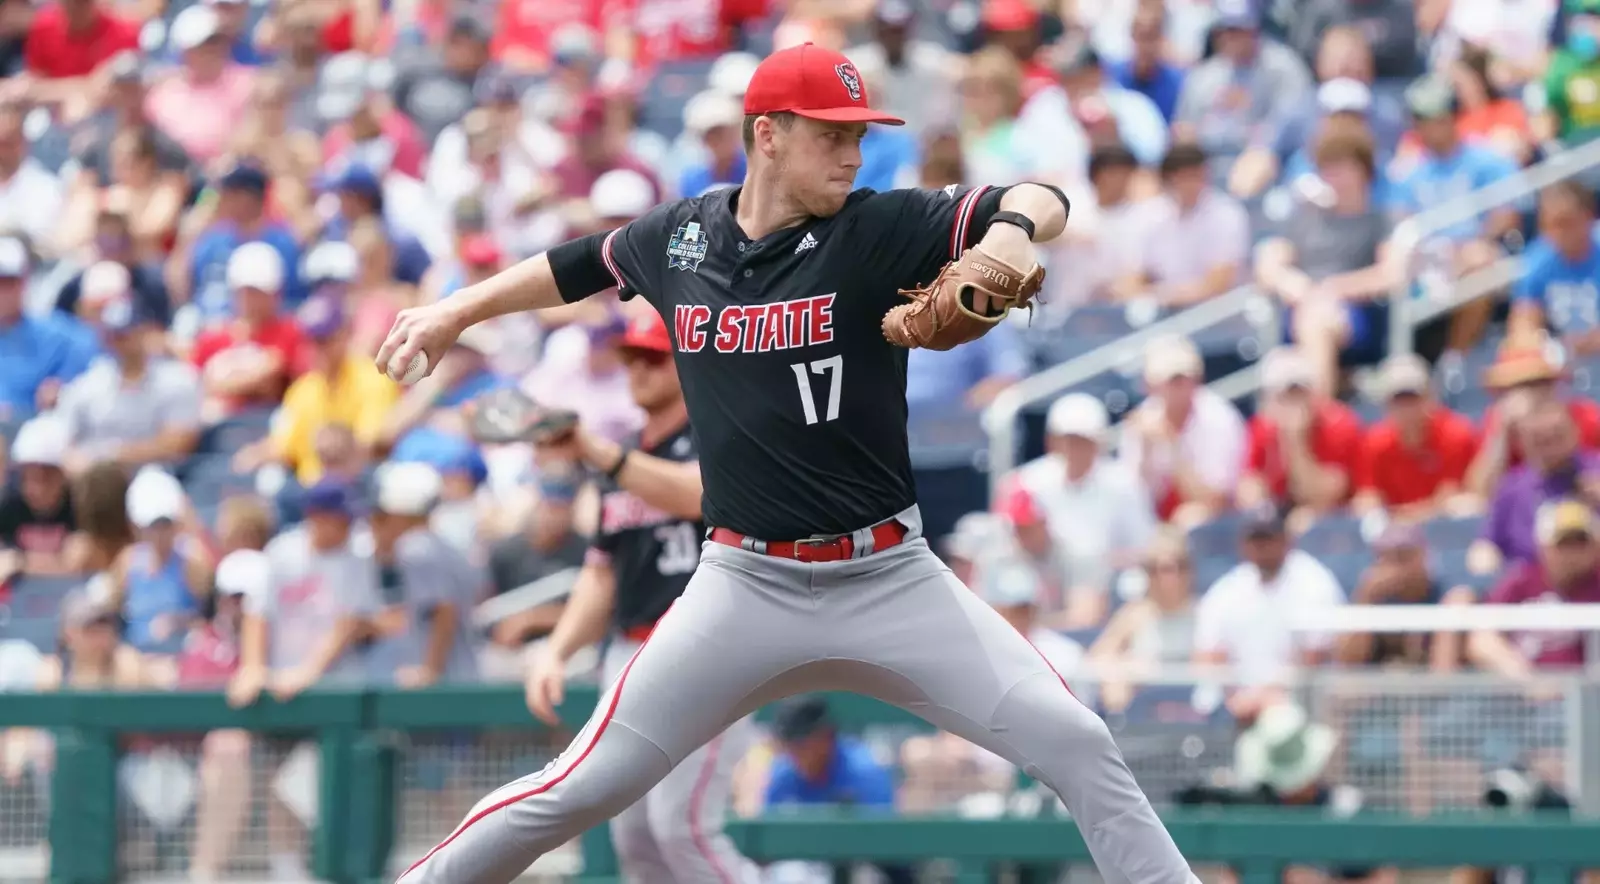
[988,210,1036,242]
[604,447,632,480]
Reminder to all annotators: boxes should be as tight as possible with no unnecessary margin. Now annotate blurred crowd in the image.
[2,0,1600,875]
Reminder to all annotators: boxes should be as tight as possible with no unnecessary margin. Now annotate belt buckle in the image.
[793,534,845,560]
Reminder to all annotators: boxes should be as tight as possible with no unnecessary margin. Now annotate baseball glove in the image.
[882,246,1045,351]
[469,388,580,445]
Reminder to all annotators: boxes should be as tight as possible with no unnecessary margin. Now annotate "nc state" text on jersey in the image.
[673,294,836,354]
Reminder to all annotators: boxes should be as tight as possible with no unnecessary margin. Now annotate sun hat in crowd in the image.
[1233,702,1338,794]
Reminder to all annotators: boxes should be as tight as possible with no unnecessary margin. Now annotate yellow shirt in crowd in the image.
[274,354,399,484]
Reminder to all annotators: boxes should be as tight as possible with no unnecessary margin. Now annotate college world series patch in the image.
[666,221,709,272]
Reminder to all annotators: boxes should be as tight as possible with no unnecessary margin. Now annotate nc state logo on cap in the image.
[834,63,863,101]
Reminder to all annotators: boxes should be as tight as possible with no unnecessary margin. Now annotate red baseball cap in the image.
[459,234,502,267]
[619,311,672,354]
[999,484,1042,527]
[743,43,904,125]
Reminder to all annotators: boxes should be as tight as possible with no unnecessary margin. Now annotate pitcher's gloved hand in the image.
[468,388,579,445]
[881,245,1045,351]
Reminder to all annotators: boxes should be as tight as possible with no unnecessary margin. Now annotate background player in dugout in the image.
[382,43,1197,884]
[523,308,760,884]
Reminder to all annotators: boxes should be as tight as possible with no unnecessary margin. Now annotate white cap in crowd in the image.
[81,261,133,305]
[227,242,286,293]
[303,240,359,285]
[1374,352,1431,400]
[215,549,269,603]
[1046,393,1109,442]
[169,4,220,52]
[375,461,443,517]
[590,169,656,222]
[0,236,28,278]
[1143,334,1204,384]
[1259,347,1315,393]
[1317,78,1373,116]
[126,467,188,529]
[9,415,70,468]
[707,52,761,97]
[683,90,743,137]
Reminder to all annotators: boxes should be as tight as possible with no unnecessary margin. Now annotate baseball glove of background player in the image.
[881,246,1045,351]
[469,388,579,445]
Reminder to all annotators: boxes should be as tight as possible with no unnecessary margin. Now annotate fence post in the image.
[344,729,399,883]
[48,726,118,884]
[314,727,358,884]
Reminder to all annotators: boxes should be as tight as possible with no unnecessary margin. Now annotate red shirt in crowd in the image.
[1487,398,1600,467]
[24,4,139,79]
[617,0,768,69]
[493,0,604,68]
[192,317,310,409]
[1355,407,1480,507]
[1243,400,1363,502]
[1486,561,1600,668]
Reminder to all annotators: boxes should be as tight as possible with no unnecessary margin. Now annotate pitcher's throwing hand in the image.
[375,301,465,384]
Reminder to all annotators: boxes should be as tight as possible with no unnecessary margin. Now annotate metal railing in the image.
[1387,136,1600,357]
[982,137,1600,496]
[981,285,1276,491]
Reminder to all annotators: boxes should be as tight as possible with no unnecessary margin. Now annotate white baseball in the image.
[391,352,429,385]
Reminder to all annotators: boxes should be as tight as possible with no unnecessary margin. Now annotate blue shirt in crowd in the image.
[764,737,896,809]
[856,125,919,193]
[0,316,86,419]
[1513,233,1600,333]
[1395,145,1518,242]
[188,222,303,321]
[679,153,746,198]
[1107,60,1185,123]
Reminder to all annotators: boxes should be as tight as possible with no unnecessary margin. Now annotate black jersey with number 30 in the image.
[570,184,1010,540]
[590,423,704,632]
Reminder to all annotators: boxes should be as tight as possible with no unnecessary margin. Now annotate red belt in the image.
[708,521,908,563]
[622,623,655,642]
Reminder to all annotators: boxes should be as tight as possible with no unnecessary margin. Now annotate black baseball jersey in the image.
[589,422,703,631]
[558,183,1012,539]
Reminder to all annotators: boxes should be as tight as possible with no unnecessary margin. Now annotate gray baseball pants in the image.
[398,508,1199,884]
[602,636,761,884]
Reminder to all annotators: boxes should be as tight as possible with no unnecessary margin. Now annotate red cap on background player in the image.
[619,311,672,355]
[743,43,905,125]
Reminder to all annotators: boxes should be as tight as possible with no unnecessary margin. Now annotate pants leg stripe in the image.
[396,639,652,882]
[686,732,736,884]
[1023,636,1081,703]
